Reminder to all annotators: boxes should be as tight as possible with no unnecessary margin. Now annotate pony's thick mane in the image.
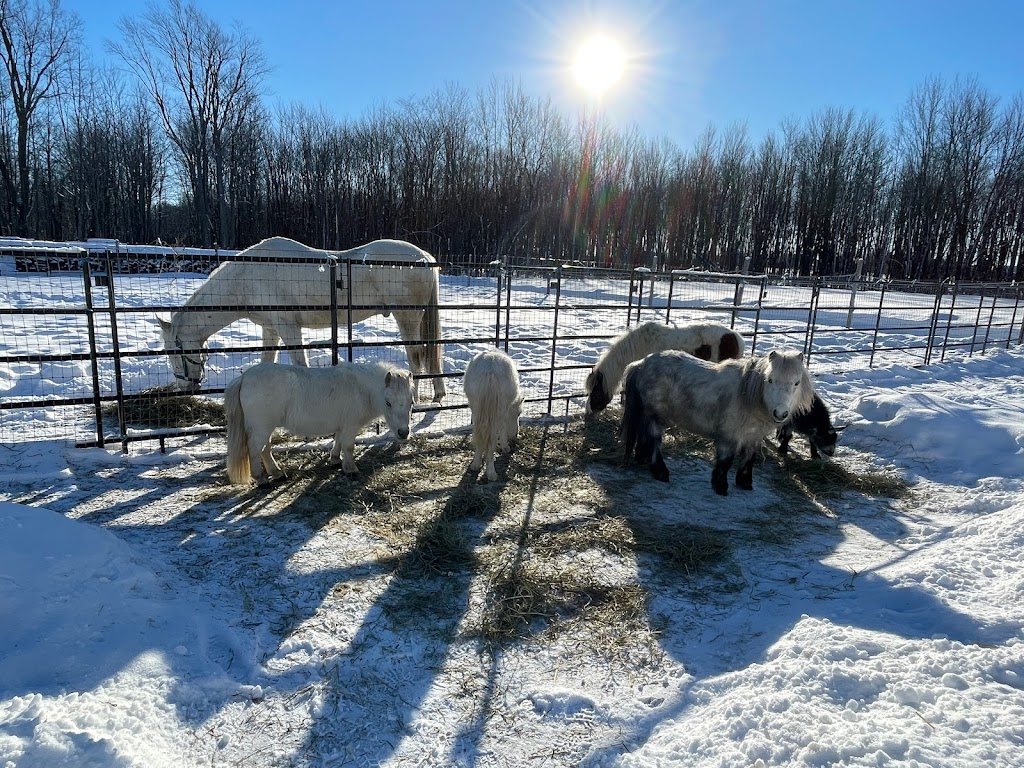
[738,352,814,420]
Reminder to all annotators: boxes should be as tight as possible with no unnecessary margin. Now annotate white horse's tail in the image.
[420,270,445,401]
[224,376,252,485]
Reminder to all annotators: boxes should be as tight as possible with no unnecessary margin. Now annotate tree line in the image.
[2,0,1023,281]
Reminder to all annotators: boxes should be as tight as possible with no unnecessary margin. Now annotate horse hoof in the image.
[713,485,729,496]
[737,481,753,491]
[651,464,670,482]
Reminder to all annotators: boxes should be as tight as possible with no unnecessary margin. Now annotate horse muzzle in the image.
[395,428,410,440]
[173,373,202,392]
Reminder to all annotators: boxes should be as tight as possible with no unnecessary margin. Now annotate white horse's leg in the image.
[262,327,282,363]
[247,432,270,485]
[469,440,485,473]
[329,430,359,473]
[261,444,287,482]
[278,324,309,366]
[483,443,498,482]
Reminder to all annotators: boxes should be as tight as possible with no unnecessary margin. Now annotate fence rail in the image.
[2,245,1022,450]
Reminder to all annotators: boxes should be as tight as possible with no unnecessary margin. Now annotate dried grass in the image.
[103,384,225,428]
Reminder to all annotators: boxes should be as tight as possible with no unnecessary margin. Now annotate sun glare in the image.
[572,34,627,97]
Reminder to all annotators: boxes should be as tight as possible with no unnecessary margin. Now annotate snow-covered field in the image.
[2,261,1023,767]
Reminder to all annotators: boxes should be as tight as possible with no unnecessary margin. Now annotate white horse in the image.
[620,349,813,495]
[464,348,523,482]
[160,236,445,402]
[224,361,414,486]
[585,321,745,413]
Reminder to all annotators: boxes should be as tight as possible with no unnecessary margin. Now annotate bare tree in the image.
[111,0,267,247]
[0,0,77,234]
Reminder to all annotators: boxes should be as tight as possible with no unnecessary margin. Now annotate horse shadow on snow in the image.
[575,408,1018,764]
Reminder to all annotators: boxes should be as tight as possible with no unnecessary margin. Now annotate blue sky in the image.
[67,0,1024,149]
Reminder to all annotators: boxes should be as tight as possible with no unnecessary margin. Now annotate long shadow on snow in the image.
[576,409,1018,766]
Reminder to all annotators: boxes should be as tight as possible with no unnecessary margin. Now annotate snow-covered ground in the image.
[2,262,1023,767]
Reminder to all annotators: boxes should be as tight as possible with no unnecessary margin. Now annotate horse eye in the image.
[768,378,773,384]
[386,401,392,408]
[793,382,799,387]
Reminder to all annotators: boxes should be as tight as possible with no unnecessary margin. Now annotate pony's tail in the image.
[619,364,646,462]
[224,377,252,485]
[471,381,502,459]
[420,271,445,400]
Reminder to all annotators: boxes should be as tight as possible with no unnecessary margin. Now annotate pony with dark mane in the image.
[224,361,414,486]
[159,236,445,402]
[620,349,814,495]
[585,321,744,413]
[776,392,845,458]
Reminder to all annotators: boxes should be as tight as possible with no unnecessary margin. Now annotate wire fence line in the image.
[2,243,1023,451]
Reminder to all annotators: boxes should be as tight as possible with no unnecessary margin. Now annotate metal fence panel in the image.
[2,246,1022,450]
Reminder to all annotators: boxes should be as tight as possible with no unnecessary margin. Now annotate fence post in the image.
[329,258,340,366]
[345,258,354,362]
[665,271,676,325]
[103,248,129,453]
[805,277,822,363]
[938,280,957,364]
[869,281,888,368]
[733,256,751,308]
[925,282,946,366]
[82,255,105,448]
[633,266,650,325]
[845,257,863,329]
[491,259,503,348]
[1016,286,1024,346]
[969,284,988,357]
[547,266,563,415]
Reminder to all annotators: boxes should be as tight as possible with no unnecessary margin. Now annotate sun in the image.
[572,34,627,97]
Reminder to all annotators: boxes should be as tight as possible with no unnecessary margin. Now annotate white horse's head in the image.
[382,369,415,440]
[158,317,207,391]
[761,350,812,423]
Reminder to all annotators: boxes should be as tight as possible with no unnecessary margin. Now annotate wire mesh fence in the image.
[2,242,1022,450]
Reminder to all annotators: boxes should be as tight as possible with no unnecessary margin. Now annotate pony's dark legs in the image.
[711,445,734,496]
[648,431,669,482]
[776,422,793,454]
[734,445,756,491]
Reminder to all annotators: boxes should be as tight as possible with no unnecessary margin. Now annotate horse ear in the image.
[768,350,777,360]
[385,370,393,386]
[157,317,171,332]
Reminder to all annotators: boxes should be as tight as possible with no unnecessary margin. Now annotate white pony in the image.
[620,349,813,495]
[464,348,523,482]
[585,321,745,413]
[160,236,445,402]
[224,361,414,486]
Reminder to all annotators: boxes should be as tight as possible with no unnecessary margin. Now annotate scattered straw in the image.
[104,384,225,428]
